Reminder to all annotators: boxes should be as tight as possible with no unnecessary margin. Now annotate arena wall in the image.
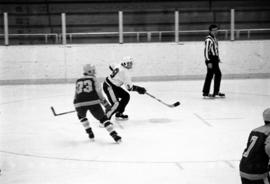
[0,40,269,84]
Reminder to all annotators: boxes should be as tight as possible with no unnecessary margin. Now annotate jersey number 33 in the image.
[76,80,93,94]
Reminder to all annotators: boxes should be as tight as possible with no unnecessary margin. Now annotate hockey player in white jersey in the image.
[103,56,146,120]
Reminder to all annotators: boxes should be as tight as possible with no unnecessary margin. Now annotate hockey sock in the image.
[80,117,90,129]
[103,120,114,133]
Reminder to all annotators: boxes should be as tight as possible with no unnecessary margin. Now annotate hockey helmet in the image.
[83,64,96,76]
[121,56,134,69]
[263,108,270,122]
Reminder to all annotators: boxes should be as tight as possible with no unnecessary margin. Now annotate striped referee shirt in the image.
[204,33,219,62]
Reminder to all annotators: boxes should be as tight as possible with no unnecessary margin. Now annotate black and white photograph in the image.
[0,0,270,183]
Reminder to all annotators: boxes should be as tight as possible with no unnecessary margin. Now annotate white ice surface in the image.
[0,79,270,184]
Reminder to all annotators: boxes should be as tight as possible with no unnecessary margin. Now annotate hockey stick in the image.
[145,92,180,108]
[50,106,75,116]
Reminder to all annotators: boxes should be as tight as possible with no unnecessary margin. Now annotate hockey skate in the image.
[203,93,215,99]
[110,131,122,143]
[86,128,95,140]
[211,92,225,98]
[115,112,128,121]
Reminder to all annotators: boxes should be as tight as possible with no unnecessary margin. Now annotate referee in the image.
[202,24,225,98]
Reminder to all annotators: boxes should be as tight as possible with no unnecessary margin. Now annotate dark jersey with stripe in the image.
[240,125,270,175]
[73,76,100,107]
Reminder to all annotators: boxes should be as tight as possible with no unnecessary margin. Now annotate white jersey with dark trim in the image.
[204,34,219,61]
[107,64,133,90]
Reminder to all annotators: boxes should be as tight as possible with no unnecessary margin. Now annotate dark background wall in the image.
[0,0,270,44]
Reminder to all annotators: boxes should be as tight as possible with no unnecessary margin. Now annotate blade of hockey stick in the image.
[50,106,75,116]
[50,106,57,116]
[145,92,180,108]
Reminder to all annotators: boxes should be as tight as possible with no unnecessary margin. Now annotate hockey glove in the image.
[132,85,146,94]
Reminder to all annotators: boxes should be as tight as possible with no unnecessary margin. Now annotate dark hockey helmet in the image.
[263,108,270,123]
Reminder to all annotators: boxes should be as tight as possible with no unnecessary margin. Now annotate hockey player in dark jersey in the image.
[73,64,121,143]
[239,108,270,184]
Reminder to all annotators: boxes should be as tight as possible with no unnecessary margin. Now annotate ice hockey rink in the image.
[0,78,269,184]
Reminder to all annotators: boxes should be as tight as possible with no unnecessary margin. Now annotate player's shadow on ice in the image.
[60,138,120,147]
[58,139,91,147]
[148,118,172,123]
[122,118,172,126]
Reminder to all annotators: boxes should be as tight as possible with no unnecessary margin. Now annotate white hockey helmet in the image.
[121,56,134,69]
[83,64,96,76]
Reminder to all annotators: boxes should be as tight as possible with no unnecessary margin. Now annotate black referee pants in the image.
[202,62,222,95]
[103,81,130,114]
